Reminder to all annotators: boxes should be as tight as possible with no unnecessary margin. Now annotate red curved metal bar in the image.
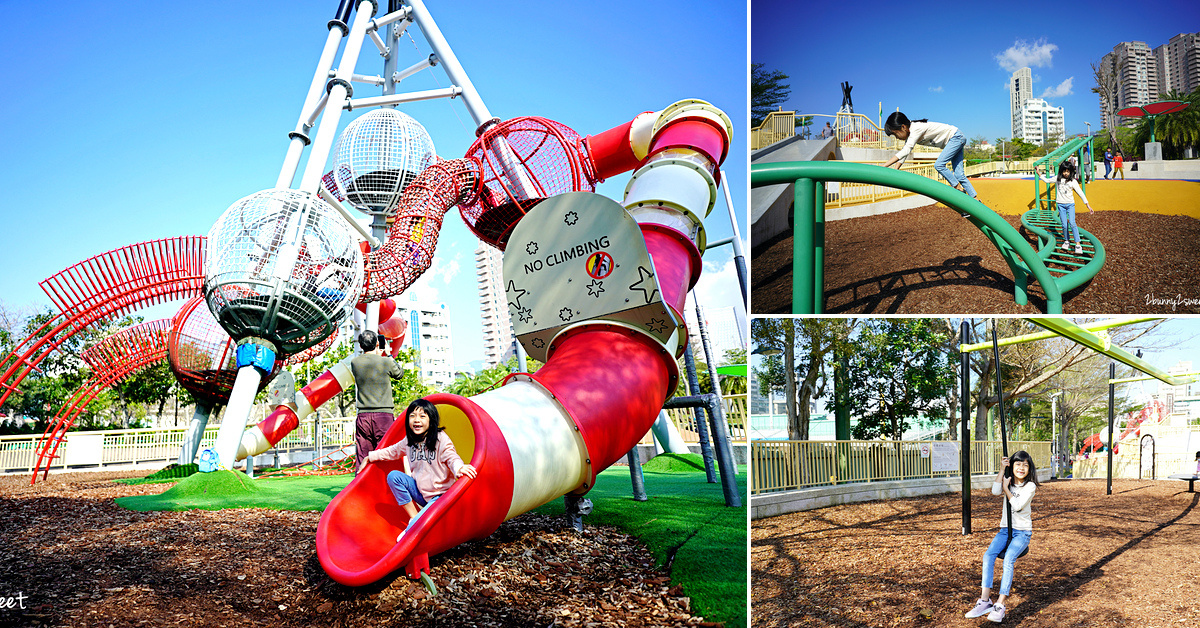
[0,237,205,410]
[33,319,172,482]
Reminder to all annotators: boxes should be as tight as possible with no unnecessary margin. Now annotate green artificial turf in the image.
[111,454,747,626]
[115,470,351,511]
[115,463,200,485]
[533,454,748,628]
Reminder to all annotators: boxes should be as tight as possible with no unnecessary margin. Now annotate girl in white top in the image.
[965,450,1040,623]
[1036,161,1094,255]
[880,112,978,207]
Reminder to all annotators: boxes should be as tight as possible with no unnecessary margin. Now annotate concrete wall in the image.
[751,137,839,245]
[751,468,1053,520]
[972,178,1200,219]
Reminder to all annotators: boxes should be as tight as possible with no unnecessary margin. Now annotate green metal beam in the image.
[1027,318,1187,386]
[958,317,1160,353]
[1109,371,1199,385]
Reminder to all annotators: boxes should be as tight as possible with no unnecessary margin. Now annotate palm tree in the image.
[1133,88,1200,159]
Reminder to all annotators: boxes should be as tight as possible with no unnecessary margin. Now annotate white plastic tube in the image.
[211,365,264,469]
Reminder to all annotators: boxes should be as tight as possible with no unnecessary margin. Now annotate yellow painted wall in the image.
[970,179,1200,218]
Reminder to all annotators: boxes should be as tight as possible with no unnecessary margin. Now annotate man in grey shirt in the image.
[351,330,404,474]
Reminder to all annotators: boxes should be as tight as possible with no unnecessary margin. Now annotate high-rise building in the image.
[1009,67,1033,138]
[1100,41,1159,131]
[392,292,455,389]
[1016,98,1066,146]
[1154,32,1200,96]
[475,242,514,369]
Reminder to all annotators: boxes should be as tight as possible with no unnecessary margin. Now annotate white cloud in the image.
[1041,76,1074,99]
[995,39,1058,72]
[929,86,944,93]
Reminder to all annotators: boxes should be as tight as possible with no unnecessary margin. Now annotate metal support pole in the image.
[792,178,814,313]
[563,492,593,533]
[662,394,741,507]
[718,169,748,310]
[694,299,738,471]
[403,0,491,125]
[178,402,213,465]
[276,13,349,189]
[961,320,972,535]
[315,411,323,464]
[625,447,648,501]
[1107,362,1115,495]
[683,343,717,483]
[813,180,826,313]
[299,0,378,194]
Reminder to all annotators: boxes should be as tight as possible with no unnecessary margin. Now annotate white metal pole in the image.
[277,24,349,189]
[316,183,381,247]
[211,366,265,469]
[719,168,749,310]
[347,86,460,110]
[178,402,213,465]
[299,1,378,194]
[403,0,491,125]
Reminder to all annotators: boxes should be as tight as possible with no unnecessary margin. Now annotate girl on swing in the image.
[965,450,1040,623]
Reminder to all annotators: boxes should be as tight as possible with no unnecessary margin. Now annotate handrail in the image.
[1019,208,1106,294]
[751,161,1066,314]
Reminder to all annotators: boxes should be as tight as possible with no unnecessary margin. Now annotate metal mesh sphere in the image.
[459,117,595,250]
[168,296,278,407]
[204,188,364,356]
[332,109,436,215]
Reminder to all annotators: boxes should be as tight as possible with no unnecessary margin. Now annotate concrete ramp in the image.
[751,137,839,244]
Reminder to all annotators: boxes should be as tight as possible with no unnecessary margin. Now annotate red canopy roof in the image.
[1117,100,1191,117]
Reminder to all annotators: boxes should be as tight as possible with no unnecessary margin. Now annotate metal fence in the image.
[751,439,1051,495]
[0,416,358,474]
[2,397,748,474]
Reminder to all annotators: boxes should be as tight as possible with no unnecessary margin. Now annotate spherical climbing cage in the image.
[332,108,437,216]
[203,188,364,355]
[168,296,243,407]
[460,117,596,250]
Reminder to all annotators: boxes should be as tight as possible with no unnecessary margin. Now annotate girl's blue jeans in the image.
[1057,202,1079,243]
[934,132,977,198]
[386,470,440,527]
[983,528,1032,595]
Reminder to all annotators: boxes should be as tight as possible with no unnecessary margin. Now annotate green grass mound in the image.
[115,463,200,485]
[641,452,707,473]
[115,471,350,512]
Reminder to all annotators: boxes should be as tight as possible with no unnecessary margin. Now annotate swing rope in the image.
[991,320,1029,561]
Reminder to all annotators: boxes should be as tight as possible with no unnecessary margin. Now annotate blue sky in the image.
[752,0,1200,142]
[0,0,748,372]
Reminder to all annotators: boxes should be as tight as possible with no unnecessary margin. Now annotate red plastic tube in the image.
[583,118,642,182]
[316,393,514,586]
[647,118,729,167]
[639,224,701,314]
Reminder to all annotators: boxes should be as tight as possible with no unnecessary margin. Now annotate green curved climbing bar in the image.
[750,160,1107,314]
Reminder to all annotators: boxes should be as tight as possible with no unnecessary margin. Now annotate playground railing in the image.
[834,113,940,154]
[751,439,1051,495]
[751,110,797,150]
[652,394,748,444]
[2,400,744,474]
[751,160,1067,313]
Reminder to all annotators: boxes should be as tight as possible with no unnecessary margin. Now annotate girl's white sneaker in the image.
[987,603,1006,623]
[965,599,994,618]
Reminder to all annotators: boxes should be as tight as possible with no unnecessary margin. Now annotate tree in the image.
[751,63,791,127]
[846,319,955,440]
[752,318,856,440]
[1091,58,1122,149]
[717,348,747,396]
[445,356,542,398]
[112,361,177,428]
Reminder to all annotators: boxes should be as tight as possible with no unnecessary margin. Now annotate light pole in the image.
[1050,391,1063,477]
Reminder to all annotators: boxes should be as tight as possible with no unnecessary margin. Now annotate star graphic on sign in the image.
[525,241,538,256]
[628,266,659,304]
[586,279,604,298]
[517,307,533,324]
[646,318,667,334]
[507,280,528,311]
[558,307,574,322]
[564,211,579,226]
[532,338,546,349]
